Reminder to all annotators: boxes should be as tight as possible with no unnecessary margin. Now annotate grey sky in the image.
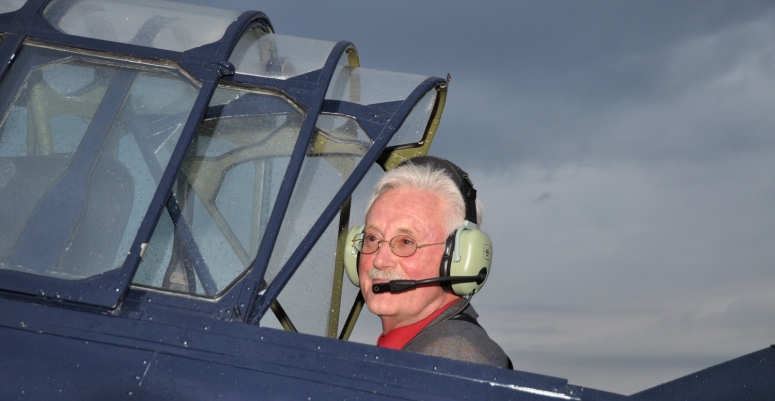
[193,0,775,394]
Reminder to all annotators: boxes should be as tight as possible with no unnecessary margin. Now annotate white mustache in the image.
[367,268,407,281]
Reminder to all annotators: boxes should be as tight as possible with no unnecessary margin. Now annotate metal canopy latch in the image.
[214,60,235,77]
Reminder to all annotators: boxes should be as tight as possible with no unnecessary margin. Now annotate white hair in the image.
[365,162,483,236]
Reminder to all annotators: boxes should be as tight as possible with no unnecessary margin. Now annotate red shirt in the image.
[376,301,457,350]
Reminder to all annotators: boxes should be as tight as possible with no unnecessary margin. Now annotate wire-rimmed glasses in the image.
[352,232,445,257]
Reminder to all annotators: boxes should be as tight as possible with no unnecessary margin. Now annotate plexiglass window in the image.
[326,67,429,106]
[0,44,199,280]
[230,33,337,80]
[133,86,305,296]
[0,0,25,14]
[260,114,372,336]
[43,0,240,52]
[326,67,437,147]
[387,89,437,147]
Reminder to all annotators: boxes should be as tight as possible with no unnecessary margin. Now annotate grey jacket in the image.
[403,299,510,368]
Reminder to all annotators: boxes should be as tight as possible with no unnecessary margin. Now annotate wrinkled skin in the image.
[359,187,460,334]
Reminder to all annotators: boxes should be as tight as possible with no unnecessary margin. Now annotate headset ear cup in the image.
[449,227,493,296]
[438,234,456,293]
[343,225,364,287]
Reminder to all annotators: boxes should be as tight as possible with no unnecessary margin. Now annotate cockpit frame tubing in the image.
[247,76,446,324]
[232,40,358,322]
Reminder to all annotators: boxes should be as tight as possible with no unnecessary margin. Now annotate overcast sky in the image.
[197,1,775,394]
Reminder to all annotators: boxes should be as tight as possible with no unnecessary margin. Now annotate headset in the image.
[343,156,493,296]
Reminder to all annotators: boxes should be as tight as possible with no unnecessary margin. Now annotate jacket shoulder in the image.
[404,317,509,368]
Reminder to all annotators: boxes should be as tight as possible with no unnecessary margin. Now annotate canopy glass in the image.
[133,86,306,296]
[0,44,199,280]
[43,0,240,52]
[230,32,340,80]
[0,0,25,14]
[326,67,430,107]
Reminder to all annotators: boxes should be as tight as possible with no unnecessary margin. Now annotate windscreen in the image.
[132,86,305,296]
[0,0,25,14]
[43,0,240,52]
[0,44,199,279]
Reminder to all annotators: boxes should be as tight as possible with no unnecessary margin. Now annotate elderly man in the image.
[353,156,510,368]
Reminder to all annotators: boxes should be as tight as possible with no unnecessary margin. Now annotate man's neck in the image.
[380,293,460,334]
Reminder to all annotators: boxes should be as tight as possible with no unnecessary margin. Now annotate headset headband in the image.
[397,156,478,224]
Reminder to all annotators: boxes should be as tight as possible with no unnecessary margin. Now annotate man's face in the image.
[359,186,452,330]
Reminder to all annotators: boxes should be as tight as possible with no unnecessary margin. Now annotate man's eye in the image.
[399,237,416,246]
[364,234,379,242]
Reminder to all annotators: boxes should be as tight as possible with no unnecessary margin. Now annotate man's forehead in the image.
[364,224,417,237]
[364,187,447,238]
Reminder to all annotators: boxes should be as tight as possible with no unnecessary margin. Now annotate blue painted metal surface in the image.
[632,346,775,401]
[1,295,598,400]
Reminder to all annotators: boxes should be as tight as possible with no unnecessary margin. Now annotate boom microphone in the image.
[371,268,487,294]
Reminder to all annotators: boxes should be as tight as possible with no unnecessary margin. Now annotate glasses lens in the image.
[390,235,417,257]
[358,232,379,254]
[353,233,365,252]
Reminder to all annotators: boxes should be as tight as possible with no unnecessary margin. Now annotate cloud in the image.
[432,9,775,170]
[467,155,775,394]
[478,290,775,394]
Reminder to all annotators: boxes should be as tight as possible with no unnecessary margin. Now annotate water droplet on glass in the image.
[38,290,45,296]
[204,326,209,331]
[183,341,188,347]
[115,288,120,292]
[143,360,147,365]
[135,376,141,380]
[127,390,133,396]
[20,322,26,328]
[316,346,320,350]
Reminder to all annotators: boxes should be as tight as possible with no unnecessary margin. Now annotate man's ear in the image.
[344,225,364,287]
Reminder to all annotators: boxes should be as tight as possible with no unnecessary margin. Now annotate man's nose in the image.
[371,240,394,268]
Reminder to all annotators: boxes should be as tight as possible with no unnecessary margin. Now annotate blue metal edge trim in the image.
[248,76,445,324]
[234,41,356,321]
